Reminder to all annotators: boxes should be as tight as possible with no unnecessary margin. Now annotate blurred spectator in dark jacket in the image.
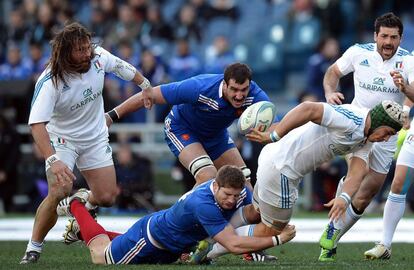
[0,115,20,212]
[174,4,202,43]
[115,143,154,211]
[106,4,141,48]
[7,9,29,45]
[0,44,31,80]
[30,3,57,45]
[169,38,202,81]
[204,35,235,73]
[305,37,339,100]
[140,4,174,46]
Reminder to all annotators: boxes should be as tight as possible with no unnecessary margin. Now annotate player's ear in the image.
[212,181,219,193]
[373,32,378,42]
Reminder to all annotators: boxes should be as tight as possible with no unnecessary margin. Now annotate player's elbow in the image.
[301,101,323,124]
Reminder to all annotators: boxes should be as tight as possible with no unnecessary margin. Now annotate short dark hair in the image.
[375,12,403,36]
[223,63,252,85]
[215,165,245,189]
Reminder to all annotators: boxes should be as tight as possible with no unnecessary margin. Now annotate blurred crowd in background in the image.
[1,0,414,214]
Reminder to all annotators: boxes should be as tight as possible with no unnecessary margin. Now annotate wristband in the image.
[272,235,281,246]
[403,105,410,114]
[138,77,151,90]
[269,130,281,142]
[106,109,119,123]
[46,154,60,167]
[339,192,351,205]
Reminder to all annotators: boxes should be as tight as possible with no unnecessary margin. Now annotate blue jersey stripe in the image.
[330,105,363,125]
[31,72,52,107]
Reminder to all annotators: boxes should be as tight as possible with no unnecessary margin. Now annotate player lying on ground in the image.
[57,166,296,265]
[189,100,404,263]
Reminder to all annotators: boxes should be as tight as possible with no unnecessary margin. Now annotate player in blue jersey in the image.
[106,63,274,188]
[56,165,296,265]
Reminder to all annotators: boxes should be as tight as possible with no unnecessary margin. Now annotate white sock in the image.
[382,192,406,248]
[229,207,248,228]
[26,239,43,253]
[332,204,362,248]
[85,201,97,210]
[207,224,253,259]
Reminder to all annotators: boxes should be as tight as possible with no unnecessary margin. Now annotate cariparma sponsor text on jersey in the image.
[359,81,400,93]
[70,90,102,111]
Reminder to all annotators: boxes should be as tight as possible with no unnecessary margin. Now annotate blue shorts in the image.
[164,114,235,160]
[104,215,180,264]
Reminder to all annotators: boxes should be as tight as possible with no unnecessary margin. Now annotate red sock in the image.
[70,200,107,245]
[106,231,121,240]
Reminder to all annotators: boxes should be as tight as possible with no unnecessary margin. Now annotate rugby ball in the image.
[237,101,276,135]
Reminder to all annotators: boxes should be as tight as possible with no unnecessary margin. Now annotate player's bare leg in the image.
[352,169,387,211]
[88,235,110,264]
[21,170,73,264]
[81,165,118,207]
[178,143,217,186]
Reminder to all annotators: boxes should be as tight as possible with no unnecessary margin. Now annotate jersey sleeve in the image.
[336,45,360,75]
[195,202,229,238]
[95,46,136,80]
[28,75,57,125]
[160,77,201,105]
[320,103,364,132]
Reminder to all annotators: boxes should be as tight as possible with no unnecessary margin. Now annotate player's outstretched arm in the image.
[213,224,295,254]
[324,64,344,105]
[106,86,167,124]
[246,101,324,144]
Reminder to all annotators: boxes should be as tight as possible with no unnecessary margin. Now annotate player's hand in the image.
[50,161,76,186]
[390,70,406,93]
[142,86,154,109]
[245,128,272,144]
[324,197,347,222]
[280,224,296,244]
[325,92,344,105]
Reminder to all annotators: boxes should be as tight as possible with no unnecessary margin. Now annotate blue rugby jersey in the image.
[160,74,271,137]
[149,179,252,254]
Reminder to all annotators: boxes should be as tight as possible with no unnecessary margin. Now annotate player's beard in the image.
[74,60,92,74]
[379,44,396,60]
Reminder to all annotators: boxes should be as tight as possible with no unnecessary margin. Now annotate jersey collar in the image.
[219,81,224,98]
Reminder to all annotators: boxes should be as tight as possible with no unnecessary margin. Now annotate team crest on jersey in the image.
[93,60,103,73]
[181,134,190,141]
[83,87,93,98]
[359,59,370,67]
[373,77,385,86]
[395,61,403,69]
[62,83,70,92]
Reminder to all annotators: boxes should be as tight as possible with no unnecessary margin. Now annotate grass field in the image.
[2,241,413,270]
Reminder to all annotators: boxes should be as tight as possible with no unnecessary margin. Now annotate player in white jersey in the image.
[364,112,414,260]
[20,22,154,264]
[195,100,404,264]
[318,13,414,261]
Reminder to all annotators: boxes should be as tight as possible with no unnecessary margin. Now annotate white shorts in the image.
[350,137,397,174]
[47,133,113,171]
[396,128,414,168]
[253,153,300,227]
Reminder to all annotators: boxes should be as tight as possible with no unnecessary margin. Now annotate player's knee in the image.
[93,191,118,207]
[391,178,405,194]
[189,155,215,182]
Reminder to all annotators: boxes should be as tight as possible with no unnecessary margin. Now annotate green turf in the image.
[3,241,413,270]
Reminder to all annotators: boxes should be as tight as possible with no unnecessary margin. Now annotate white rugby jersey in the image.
[262,103,369,180]
[336,43,414,109]
[29,46,125,143]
